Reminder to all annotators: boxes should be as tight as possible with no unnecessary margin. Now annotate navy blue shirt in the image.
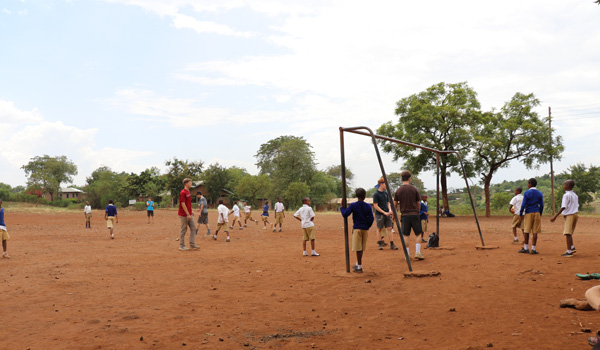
[340,201,375,230]
[0,208,5,227]
[520,187,544,216]
[420,201,428,221]
[105,204,118,217]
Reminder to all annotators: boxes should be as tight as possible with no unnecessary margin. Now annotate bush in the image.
[132,202,147,211]
[48,199,78,208]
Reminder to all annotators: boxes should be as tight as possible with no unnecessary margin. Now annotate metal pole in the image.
[549,107,555,216]
[436,153,440,239]
[339,128,350,273]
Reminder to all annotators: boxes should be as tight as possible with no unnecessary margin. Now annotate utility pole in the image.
[549,106,555,215]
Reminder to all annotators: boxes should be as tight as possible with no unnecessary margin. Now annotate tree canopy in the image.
[164,157,203,201]
[21,155,78,201]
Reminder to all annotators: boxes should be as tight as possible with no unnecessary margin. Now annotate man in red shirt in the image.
[178,178,198,251]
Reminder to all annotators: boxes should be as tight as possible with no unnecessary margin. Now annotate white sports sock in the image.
[532,245,536,251]
[357,264,362,269]
[571,245,575,250]
[524,244,528,250]
[312,250,316,254]
[416,243,421,254]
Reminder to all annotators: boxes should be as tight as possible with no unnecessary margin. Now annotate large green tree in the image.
[125,167,164,199]
[164,157,203,201]
[21,155,78,201]
[255,136,317,199]
[235,174,271,206]
[202,163,230,204]
[378,82,480,212]
[308,170,338,206]
[84,167,129,208]
[285,181,311,209]
[556,163,600,209]
[472,92,564,216]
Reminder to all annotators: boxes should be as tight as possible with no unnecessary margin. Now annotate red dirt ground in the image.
[2,208,600,349]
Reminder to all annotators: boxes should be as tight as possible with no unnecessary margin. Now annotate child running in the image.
[104,199,118,239]
[551,179,579,257]
[340,188,374,273]
[261,200,273,230]
[0,198,10,258]
[294,197,320,257]
[229,201,243,230]
[214,199,231,242]
[509,187,524,243]
[243,201,258,226]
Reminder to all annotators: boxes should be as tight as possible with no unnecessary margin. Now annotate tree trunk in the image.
[440,168,450,214]
[483,174,492,217]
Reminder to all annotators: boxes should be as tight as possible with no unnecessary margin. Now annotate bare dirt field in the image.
[2,207,600,349]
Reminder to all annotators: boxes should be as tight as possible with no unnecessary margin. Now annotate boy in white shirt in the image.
[551,180,579,257]
[294,197,319,256]
[229,201,243,230]
[84,201,92,228]
[243,201,258,226]
[274,197,285,232]
[214,199,232,242]
[509,187,524,243]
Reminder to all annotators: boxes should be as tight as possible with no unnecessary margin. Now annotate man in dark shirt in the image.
[373,177,398,250]
[393,170,424,260]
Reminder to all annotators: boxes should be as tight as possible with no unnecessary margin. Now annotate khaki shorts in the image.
[0,229,9,240]
[511,215,523,229]
[106,216,115,229]
[85,213,92,222]
[262,216,269,222]
[563,214,578,235]
[302,226,316,241]
[232,216,240,225]
[352,229,368,252]
[523,212,541,234]
[245,212,252,220]
[275,212,284,225]
[421,219,428,232]
[216,222,229,232]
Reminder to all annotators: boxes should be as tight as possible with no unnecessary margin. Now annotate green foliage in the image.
[225,166,249,200]
[378,82,481,211]
[47,198,78,208]
[235,174,271,206]
[133,201,148,211]
[308,171,339,206]
[0,182,11,201]
[21,155,78,201]
[491,191,514,210]
[164,157,203,202]
[285,181,310,209]
[124,167,165,199]
[84,167,129,208]
[556,163,600,208]
[202,163,230,204]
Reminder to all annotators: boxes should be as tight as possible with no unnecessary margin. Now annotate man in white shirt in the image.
[294,197,319,256]
[229,201,243,230]
[551,180,579,257]
[509,187,524,243]
[214,199,231,242]
[274,197,286,232]
[84,201,92,229]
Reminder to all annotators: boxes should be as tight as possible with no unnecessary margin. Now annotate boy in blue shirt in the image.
[261,200,273,230]
[519,178,544,254]
[0,198,10,258]
[420,195,429,243]
[105,199,119,239]
[340,188,375,273]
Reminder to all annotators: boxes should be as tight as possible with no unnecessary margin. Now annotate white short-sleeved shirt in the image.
[217,204,230,223]
[509,194,523,214]
[232,204,240,217]
[243,205,251,213]
[561,190,579,216]
[84,205,92,214]
[274,202,285,213]
[294,204,315,229]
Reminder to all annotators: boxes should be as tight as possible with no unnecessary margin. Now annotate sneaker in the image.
[561,251,574,257]
[279,228,282,232]
[381,241,388,247]
[530,249,539,255]
[303,252,309,256]
[353,267,363,273]
[588,334,600,346]
[263,227,266,230]
[421,239,427,243]
[390,243,398,250]
[311,252,320,256]
[212,235,217,240]
[190,244,200,249]
[571,247,576,252]
[378,241,384,250]
[512,239,519,244]
[178,246,189,251]
[226,237,230,242]
[415,252,425,260]
[229,226,233,229]
[243,224,247,227]
[2,252,10,258]
[518,248,530,254]
[272,228,276,232]
[239,227,243,230]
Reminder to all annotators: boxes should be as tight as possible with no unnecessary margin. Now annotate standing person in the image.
[509,187,524,243]
[196,191,211,236]
[261,200,273,230]
[393,170,424,260]
[146,197,154,224]
[84,201,92,228]
[340,188,374,273]
[294,197,319,256]
[229,201,243,230]
[518,178,544,254]
[243,201,258,226]
[373,177,398,250]
[420,195,429,243]
[178,178,199,251]
[551,180,579,257]
[104,199,118,240]
[274,197,285,232]
[0,199,10,258]
[214,199,231,242]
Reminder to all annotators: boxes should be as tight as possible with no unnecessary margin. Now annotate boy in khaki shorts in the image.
[340,188,374,273]
[104,199,118,239]
[214,199,231,242]
[518,178,544,254]
[274,197,285,232]
[294,197,319,256]
[551,180,579,257]
[0,198,10,258]
[243,202,258,226]
[509,187,524,243]
[420,194,429,243]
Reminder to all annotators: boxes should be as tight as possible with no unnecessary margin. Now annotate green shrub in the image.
[133,202,147,211]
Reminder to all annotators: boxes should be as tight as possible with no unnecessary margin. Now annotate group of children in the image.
[509,177,579,257]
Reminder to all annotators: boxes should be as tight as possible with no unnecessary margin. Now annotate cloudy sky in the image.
[1,0,599,192]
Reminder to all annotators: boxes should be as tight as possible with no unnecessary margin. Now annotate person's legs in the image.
[585,285,600,311]
[302,239,307,253]
[179,216,188,247]
[188,218,197,247]
[310,239,315,250]
[2,239,7,254]
[566,234,573,251]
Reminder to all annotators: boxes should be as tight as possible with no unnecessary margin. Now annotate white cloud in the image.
[172,13,255,37]
[2,8,11,14]
[0,100,43,130]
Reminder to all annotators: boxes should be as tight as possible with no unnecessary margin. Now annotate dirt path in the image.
[2,209,599,349]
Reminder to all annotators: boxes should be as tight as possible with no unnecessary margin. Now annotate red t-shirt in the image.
[178,188,192,217]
